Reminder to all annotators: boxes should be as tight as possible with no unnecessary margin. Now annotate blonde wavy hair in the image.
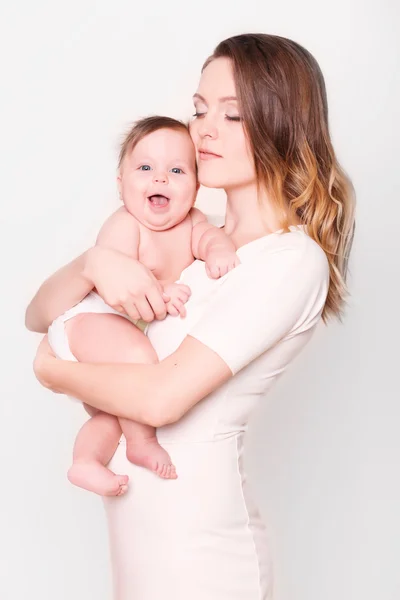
[204,34,355,321]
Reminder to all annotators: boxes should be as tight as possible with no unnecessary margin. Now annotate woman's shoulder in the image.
[281,227,328,262]
[252,227,329,277]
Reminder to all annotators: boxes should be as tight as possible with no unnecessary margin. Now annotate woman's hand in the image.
[84,246,168,322]
[33,337,100,417]
[33,335,60,392]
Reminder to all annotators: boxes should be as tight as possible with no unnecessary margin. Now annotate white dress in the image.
[50,227,329,600]
[104,227,329,600]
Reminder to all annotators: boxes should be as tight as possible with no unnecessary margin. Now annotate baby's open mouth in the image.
[148,194,170,207]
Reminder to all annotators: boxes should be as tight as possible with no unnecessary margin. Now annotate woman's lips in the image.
[198,149,222,160]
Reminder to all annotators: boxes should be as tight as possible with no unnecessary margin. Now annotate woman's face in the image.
[190,57,256,191]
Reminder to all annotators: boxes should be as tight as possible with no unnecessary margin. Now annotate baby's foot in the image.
[126,437,178,480]
[67,461,129,496]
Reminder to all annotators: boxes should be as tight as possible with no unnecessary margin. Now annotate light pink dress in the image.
[100,227,329,599]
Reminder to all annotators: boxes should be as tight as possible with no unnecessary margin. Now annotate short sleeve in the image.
[188,236,329,375]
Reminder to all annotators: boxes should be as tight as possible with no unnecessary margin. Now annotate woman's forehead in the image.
[195,58,236,101]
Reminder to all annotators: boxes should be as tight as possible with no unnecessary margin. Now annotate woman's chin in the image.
[197,175,226,189]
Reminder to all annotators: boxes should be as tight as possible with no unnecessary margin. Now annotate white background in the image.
[1,1,399,599]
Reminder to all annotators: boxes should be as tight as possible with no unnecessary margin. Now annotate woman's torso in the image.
[104,227,328,600]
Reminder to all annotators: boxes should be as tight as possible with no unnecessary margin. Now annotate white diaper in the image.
[47,291,137,361]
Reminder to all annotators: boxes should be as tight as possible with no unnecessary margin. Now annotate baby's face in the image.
[118,128,198,231]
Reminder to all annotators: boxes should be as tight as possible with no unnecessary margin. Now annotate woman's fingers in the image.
[121,302,141,322]
[132,296,155,322]
[146,288,167,320]
[35,334,56,361]
[89,248,169,321]
[113,304,126,315]
[118,290,167,323]
[33,335,59,391]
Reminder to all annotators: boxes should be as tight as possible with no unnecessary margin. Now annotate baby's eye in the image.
[139,165,151,171]
[170,167,183,174]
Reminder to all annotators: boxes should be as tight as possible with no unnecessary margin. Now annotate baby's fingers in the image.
[218,264,229,277]
[174,300,187,318]
[167,300,186,318]
[176,290,191,304]
[208,264,221,279]
[175,283,191,296]
[179,305,187,318]
[166,302,179,317]
[225,256,241,273]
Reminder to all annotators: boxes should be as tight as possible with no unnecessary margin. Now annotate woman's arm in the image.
[34,335,232,427]
[33,236,329,427]
[26,243,169,333]
[25,209,140,333]
[25,251,94,333]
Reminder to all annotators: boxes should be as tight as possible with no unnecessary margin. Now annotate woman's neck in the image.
[223,183,283,247]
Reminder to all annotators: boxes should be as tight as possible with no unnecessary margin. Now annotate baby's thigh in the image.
[65,313,158,364]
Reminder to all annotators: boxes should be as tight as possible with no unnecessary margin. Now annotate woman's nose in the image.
[197,114,218,140]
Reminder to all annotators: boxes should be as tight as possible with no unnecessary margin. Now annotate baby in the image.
[48,115,239,496]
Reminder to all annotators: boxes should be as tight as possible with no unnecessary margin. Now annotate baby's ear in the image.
[192,181,200,205]
[116,171,123,201]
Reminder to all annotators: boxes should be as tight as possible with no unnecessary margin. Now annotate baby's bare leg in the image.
[66,313,177,490]
[120,417,177,479]
[68,411,129,496]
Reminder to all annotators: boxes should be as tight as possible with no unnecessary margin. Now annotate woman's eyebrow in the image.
[193,93,207,103]
[193,93,237,103]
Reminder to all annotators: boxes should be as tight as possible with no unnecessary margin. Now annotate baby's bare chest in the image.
[138,220,194,282]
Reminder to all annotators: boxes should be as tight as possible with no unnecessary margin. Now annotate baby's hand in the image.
[163,282,192,318]
[205,245,241,279]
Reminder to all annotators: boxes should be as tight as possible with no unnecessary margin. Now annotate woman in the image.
[27,33,355,600]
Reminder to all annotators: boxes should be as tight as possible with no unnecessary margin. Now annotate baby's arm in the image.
[96,206,140,257]
[190,208,240,279]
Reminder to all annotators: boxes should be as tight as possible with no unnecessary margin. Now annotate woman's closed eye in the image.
[192,111,241,122]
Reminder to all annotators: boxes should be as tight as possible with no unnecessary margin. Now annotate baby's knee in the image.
[65,313,157,364]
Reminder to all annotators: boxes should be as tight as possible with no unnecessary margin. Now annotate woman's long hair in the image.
[204,34,355,321]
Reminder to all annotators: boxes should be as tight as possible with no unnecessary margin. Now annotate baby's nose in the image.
[153,171,168,184]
